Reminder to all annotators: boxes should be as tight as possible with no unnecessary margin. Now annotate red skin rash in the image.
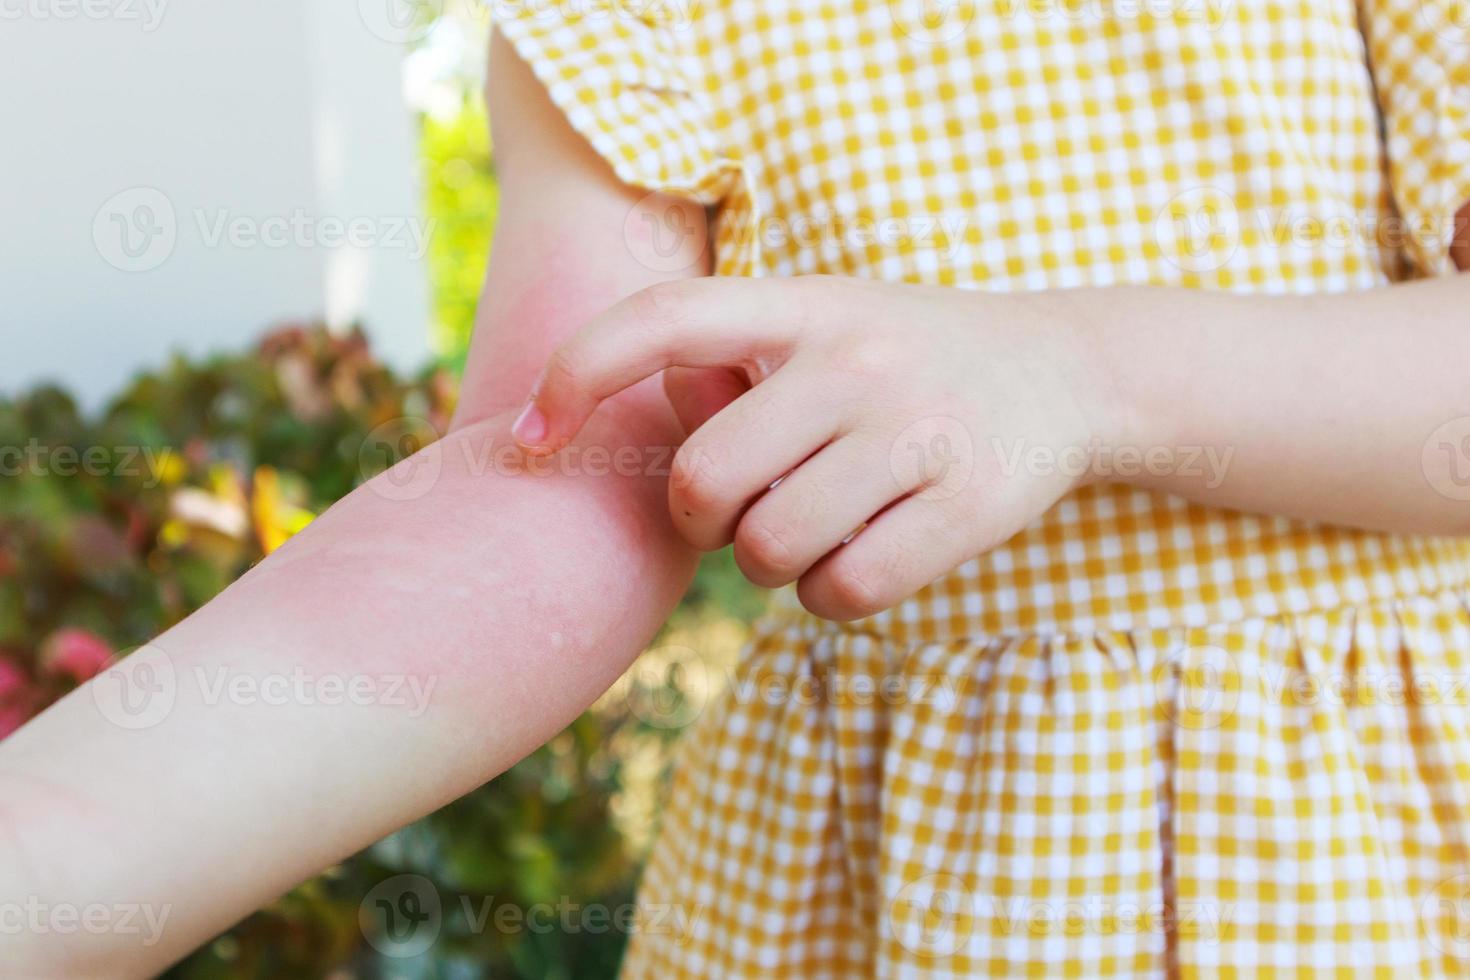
[0,404,699,946]
[0,33,717,976]
[457,230,629,424]
[188,403,694,737]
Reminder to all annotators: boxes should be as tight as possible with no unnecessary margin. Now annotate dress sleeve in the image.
[491,6,761,276]
[1359,0,1470,275]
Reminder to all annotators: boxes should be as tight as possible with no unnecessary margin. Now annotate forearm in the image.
[0,27,713,973]
[1073,273,1470,534]
[0,404,695,977]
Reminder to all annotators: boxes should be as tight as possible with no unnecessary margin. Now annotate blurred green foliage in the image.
[0,323,757,978]
[422,97,497,371]
[0,96,761,977]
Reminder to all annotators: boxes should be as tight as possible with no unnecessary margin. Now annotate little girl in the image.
[492,0,1470,975]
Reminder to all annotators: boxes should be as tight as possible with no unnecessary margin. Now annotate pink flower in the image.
[41,629,115,684]
[0,704,27,740]
[0,659,26,702]
[0,661,31,740]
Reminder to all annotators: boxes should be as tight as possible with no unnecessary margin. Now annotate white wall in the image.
[0,0,431,405]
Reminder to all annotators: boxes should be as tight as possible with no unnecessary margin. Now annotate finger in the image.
[663,366,748,437]
[731,431,909,588]
[512,278,812,455]
[669,366,846,550]
[797,490,999,622]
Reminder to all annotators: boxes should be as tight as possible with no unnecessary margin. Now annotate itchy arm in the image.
[0,30,706,979]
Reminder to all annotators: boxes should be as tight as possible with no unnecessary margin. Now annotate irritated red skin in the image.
[0,359,700,980]
[217,401,696,722]
[457,239,616,420]
[1,177,712,980]
[0,31,715,976]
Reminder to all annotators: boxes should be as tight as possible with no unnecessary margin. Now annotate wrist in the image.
[1051,286,1172,486]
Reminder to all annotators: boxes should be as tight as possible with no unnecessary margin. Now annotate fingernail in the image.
[511,400,549,446]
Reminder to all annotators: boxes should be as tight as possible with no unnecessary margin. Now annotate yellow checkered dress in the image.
[495,0,1470,973]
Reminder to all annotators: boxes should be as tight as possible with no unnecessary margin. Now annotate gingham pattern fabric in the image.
[493,0,1470,974]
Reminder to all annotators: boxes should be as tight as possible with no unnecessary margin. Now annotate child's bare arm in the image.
[0,32,704,978]
[456,30,710,426]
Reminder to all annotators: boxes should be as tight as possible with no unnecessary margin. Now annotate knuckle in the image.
[542,345,585,393]
[629,280,698,336]
[669,444,727,513]
[869,539,910,594]
[783,472,834,526]
[736,517,798,580]
[938,484,987,529]
[943,485,1009,555]
[824,557,886,619]
[830,334,896,382]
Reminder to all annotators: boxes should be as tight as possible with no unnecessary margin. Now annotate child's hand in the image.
[512,276,1113,620]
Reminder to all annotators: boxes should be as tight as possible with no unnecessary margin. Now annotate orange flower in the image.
[250,466,315,555]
